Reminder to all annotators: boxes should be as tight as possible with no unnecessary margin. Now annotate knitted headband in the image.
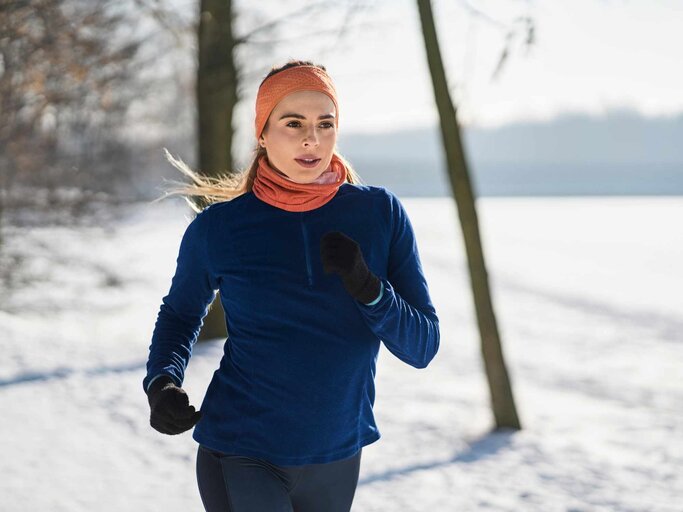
[254,65,339,140]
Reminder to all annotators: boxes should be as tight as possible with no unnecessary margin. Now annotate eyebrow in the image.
[278,112,336,121]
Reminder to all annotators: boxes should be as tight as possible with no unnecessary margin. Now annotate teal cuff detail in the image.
[146,373,172,393]
[364,281,384,306]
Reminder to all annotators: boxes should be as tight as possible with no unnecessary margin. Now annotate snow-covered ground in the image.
[1,195,681,511]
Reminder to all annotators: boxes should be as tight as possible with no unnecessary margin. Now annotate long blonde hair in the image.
[153,60,364,213]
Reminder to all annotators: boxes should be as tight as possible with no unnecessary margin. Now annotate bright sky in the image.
[231,0,683,138]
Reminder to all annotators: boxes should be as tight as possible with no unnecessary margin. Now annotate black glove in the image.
[147,375,202,435]
[320,231,381,304]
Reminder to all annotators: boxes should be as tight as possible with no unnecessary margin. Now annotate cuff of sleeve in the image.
[363,280,384,306]
[145,373,176,394]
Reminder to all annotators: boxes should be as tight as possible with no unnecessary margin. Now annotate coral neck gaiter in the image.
[252,154,348,212]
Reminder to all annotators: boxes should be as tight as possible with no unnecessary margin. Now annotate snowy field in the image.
[1,194,681,511]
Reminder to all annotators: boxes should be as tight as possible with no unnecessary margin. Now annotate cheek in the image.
[268,128,295,144]
[322,129,338,142]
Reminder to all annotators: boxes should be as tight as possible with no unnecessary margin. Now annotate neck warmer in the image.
[252,154,348,212]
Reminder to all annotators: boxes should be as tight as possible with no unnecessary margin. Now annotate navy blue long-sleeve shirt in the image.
[143,183,440,465]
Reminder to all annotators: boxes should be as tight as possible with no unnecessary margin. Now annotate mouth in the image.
[294,158,321,168]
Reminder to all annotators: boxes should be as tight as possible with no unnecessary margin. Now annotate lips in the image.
[294,157,321,168]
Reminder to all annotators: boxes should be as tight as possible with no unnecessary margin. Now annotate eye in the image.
[285,121,335,129]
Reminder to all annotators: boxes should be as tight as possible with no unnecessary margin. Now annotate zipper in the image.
[300,213,313,286]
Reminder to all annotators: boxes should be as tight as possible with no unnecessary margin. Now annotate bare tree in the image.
[192,0,236,338]
[416,0,523,430]
[195,0,238,211]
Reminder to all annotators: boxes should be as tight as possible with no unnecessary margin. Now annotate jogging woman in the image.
[143,59,440,512]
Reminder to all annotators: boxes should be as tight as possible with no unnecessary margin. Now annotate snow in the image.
[1,195,681,511]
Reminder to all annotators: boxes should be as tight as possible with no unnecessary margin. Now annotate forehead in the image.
[272,90,335,114]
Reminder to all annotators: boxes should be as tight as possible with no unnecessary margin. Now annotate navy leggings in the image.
[196,444,362,512]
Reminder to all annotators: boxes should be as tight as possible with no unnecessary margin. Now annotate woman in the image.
[143,60,440,512]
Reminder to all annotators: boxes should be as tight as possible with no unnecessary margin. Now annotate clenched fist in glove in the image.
[320,231,382,304]
[147,375,202,435]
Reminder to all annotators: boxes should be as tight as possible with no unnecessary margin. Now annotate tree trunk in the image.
[195,0,238,342]
[416,0,521,430]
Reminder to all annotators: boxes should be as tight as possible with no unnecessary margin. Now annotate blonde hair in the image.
[153,60,364,213]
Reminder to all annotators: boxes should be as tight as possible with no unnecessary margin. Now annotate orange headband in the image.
[254,65,339,140]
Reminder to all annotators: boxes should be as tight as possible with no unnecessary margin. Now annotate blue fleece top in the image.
[143,183,440,465]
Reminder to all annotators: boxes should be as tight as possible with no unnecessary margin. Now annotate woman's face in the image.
[259,90,338,184]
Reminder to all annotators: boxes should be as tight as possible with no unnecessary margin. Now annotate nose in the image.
[303,126,319,146]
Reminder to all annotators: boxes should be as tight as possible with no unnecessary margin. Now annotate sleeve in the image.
[142,207,219,393]
[354,190,440,369]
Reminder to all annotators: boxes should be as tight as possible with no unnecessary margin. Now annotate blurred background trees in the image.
[0,0,145,232]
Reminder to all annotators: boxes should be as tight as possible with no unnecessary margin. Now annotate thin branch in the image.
[491,16,534,81]
[132,0,192,48]
[243,18,379,47]
[458,0,509,31]
[455,0,535,82]
[235,0,343,45]
[318,0,376,60]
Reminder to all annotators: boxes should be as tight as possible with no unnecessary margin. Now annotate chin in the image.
[294,174,320,184]
[286,166,324,182]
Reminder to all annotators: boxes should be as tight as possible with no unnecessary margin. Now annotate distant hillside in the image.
[337,111,683,197]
